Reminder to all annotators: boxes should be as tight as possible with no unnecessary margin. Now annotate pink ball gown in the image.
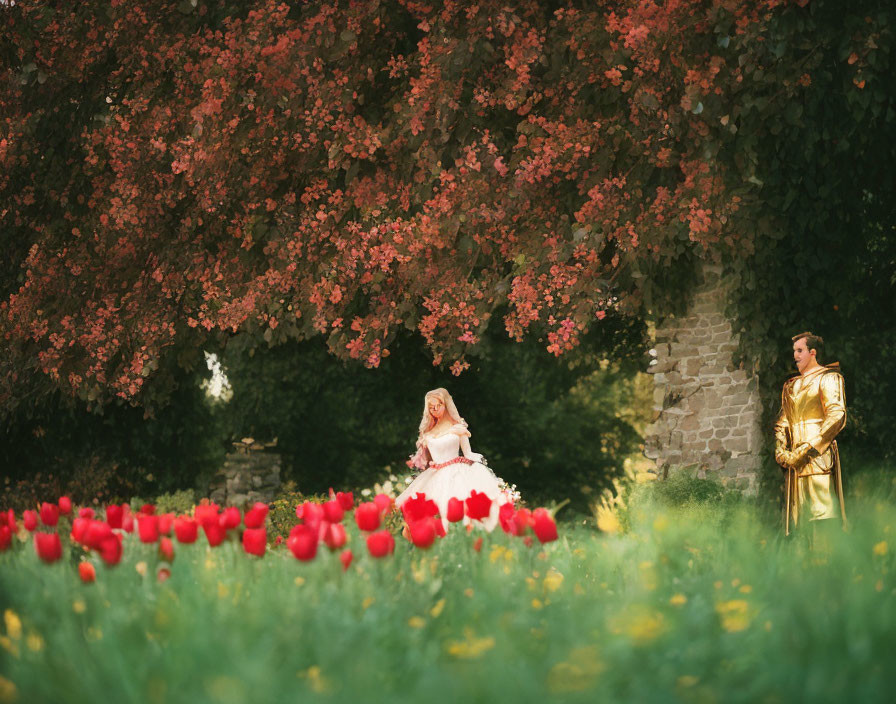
[395,424,512,532]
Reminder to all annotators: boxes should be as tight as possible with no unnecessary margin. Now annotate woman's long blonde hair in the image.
[416,388,467,448]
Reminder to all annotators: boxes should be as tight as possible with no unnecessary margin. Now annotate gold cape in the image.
[774,363,847,535]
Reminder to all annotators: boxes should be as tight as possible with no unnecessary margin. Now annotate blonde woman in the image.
[396,388,514,532]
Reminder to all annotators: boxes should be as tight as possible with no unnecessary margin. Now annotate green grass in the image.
[2,485,895,704]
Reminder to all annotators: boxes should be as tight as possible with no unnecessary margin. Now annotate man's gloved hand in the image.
[778,443,815,471]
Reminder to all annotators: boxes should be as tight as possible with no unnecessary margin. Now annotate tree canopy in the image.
[1,0,893,462]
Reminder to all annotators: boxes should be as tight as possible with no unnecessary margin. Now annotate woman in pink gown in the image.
[395,388,514,532]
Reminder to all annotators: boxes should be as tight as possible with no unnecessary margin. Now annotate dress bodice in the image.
[426,432,462,464]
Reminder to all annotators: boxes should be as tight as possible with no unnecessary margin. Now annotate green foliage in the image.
[0,363,229,504]
[268,488,327,542]
[718,0,896,462]
[129,489,197,516]
[0,455,137,513]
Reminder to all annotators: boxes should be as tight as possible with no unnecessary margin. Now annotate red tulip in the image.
[322,500,344,524]
[354,502,381,532]
[244,502,269,529]
[34,532,62,563]
[340,549,353,571]
[336,492,354,511]
[159,537,175,562]
[106,504,124,529]
[446,498,465,523]
[137,515,159,543]
[499,503,518,534]
[157,567,172,583]
[220,506,241,530]
[121,509,135,533]
[513,507,534,535]
[297,502,324,531]
[531,509,558,543]
[78,561,96,583]
[401,493,438,523]
[78,507,95,520]
[373,493,393,515]
[39,502,60,527]
[473,536,483,552]
[0,525,11,552]
[408,519,436,549]
[173,517,198,544]
[83,521,113,550]
[23,509,38,532]
[157,513,175,536]
[139,504,156,516]
[366,530,395,558]
[242,527,267,557]
[287,525,317,561]
[58,496,72,515]
[274,535,283,547]
[71,517,90,544]
[100,535,123,565]
[323,522,347,550]
[203,521,226,547]
[1,509,14,530]
[194,504,220,528]
[465,491,493,521]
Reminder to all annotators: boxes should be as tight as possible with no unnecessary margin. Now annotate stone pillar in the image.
[644,264,762,494]
[209,451,282,508]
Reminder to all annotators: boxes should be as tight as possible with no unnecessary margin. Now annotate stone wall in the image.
[643,265,762,494]
[209,451,282,508]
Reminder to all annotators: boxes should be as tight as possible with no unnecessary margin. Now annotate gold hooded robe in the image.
[774,363,847,534]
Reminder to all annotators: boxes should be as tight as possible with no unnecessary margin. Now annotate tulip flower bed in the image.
[2,488,896,703]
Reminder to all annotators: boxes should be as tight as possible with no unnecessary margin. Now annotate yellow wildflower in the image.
[444,628,496,659]
[135,561,148,577]
[531,598,544,610]
[669,593,688,606]
[294,576,305,587]
[411,561,427,584]
[596,505,622,534]
[86,626,103,642]
[362,596,375,610]
[429,599,446,618]
[873,541,888,557]
[653,514,670,533]
[543,567,564,593]
[715,600,754,633]
[677,675,699,688]
[610,606,666,645]
[546,646,604,693]
[25,632,44,653]
[216,583,229,600]
[72,599,86,614]
[3,611,21,640]
[739,585,753,594]
[0,674,17,703]
[300,666,332,694]
[464,588,474,598]
[574,583,585,596]
[408,617,426,629]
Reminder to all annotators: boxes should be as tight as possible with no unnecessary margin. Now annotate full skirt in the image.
[396,460,510,532]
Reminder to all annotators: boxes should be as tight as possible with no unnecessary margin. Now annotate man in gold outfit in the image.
[774,332,847,535]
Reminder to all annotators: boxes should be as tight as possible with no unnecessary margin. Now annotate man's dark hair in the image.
[792,331,824,360]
